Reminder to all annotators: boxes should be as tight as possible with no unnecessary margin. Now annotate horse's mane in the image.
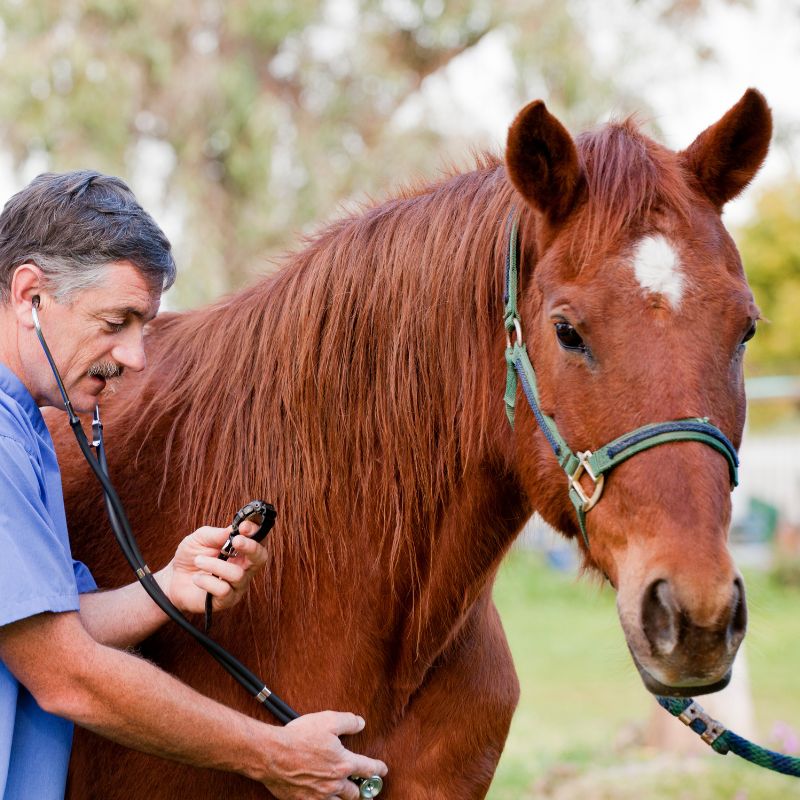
[111,121,693,600]
[116,153,514,597]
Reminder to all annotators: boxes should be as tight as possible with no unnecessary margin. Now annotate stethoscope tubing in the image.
[77,403,300,722]
[30,299,384,796]
[32,299,298,720]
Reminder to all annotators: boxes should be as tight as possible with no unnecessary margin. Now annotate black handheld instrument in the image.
[205,500,276,631]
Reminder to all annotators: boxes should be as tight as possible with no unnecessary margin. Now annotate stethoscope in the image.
[30,297,383,798]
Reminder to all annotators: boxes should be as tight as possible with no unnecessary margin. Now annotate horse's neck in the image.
[275,177,533,670]
[372,453,529,692]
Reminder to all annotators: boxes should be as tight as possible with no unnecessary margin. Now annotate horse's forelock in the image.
[570,118,695,269]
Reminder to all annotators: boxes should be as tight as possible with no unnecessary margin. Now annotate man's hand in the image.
[1,613,386,796]
[261,711,388,800]
[160,521,267,615]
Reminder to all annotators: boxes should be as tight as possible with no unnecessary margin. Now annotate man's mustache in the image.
[87,362,124,379]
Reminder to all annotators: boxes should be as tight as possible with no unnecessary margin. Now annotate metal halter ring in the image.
[505,317,523,348]
[568,450,605,512]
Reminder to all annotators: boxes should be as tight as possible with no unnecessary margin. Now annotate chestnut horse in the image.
[57,89,771,798]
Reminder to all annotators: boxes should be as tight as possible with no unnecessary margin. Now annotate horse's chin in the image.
[631,654,732,697]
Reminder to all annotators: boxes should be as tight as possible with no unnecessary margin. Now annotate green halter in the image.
[502,214,739,548]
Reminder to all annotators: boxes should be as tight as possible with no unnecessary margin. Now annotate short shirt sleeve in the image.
[0,435,84,628]
[72,559,97,594]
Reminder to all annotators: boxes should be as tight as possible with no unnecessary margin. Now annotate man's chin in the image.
[63,376,108,413]
[66,398,100,414]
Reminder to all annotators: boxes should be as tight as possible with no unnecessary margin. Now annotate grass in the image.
[487,549,800,799]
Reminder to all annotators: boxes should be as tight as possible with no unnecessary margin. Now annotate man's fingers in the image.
[193,556,245,584]
[328,712,366,737]
[324,712,388,782]
[237,519,260,538]
[229,535,268,565]
[188,523,268,560]
[349,756,388,781]
[192,573,234,599]
[191,525,233,549]
[338,781,360,800]
[274,712,386,800]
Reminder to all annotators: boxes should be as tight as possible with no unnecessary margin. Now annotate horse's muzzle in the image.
[621,575,747,696]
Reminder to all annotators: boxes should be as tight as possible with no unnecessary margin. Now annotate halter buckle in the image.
[568,450,605,512]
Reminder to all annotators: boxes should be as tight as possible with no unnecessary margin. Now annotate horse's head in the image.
[504,90,771,696]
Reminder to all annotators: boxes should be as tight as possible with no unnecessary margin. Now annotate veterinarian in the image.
[0,171,386,800]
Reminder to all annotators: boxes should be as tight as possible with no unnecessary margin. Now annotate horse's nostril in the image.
[642,579,679,656]
[730,576,748,640]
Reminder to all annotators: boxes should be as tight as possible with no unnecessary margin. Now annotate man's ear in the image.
[505,100,585,223]
[680,88,772,210]
[9,263,45,329]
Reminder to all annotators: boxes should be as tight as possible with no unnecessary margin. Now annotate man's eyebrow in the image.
[100,305,158,321]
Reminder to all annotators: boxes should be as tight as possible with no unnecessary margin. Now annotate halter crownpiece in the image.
[501,212,739,548]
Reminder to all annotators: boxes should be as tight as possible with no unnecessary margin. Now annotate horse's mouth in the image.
[630,653,732,697]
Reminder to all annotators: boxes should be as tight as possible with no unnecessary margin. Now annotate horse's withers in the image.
[504,89,771,696]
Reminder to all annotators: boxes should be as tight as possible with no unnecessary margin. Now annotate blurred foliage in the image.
[737,179,800,377]
[771,556,800,589]
[0,0,726,307]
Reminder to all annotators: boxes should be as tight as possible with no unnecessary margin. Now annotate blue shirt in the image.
[0,363,96,800]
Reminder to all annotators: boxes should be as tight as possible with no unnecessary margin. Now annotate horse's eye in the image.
[555,321,585,351]
[741,322,757,345]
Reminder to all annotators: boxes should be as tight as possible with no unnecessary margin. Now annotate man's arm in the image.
[0,610,386,800]
[79,523,264,649]
[78,574,169,648]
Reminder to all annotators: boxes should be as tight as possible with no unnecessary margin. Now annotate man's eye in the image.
[104,320,125,333]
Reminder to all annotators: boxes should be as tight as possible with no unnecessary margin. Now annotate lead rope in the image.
[657,696,800,777]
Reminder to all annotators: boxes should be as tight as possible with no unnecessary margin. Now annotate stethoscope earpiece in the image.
[30,295,77,422]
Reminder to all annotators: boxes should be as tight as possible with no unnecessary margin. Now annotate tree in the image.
[736,179,800,375]
[0,0,742,306]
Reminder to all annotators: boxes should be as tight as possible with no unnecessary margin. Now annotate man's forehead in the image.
[94,260,161,319]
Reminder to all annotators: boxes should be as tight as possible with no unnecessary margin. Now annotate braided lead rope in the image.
[657,696,800,777]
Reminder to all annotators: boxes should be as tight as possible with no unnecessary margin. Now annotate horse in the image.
[55,88,771,799]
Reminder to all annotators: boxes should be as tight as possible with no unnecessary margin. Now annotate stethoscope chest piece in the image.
[355,775,384,798]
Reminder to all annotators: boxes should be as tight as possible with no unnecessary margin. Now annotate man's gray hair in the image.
[0,170,176,303]
[26,255,122,302]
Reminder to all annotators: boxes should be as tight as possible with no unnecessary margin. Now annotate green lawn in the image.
[488,549,800,799]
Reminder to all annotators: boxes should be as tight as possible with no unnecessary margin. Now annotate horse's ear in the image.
[505,100,585,222]
[680,88,772,209]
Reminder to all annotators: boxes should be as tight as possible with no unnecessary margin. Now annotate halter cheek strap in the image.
[502,213,739,548]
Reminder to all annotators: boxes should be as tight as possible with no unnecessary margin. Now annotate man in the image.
[0,171,386,800]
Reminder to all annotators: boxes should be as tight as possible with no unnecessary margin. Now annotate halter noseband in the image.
[502,214,739,548]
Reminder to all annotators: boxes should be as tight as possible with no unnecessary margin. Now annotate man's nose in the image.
[111,335,147,373]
